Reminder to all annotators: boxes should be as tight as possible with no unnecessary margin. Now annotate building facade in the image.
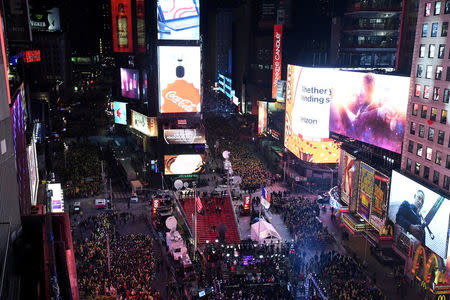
[401,0,450,194]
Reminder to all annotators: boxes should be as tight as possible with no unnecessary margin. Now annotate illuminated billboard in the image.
[276,80,286,102]
[27,140,39,206]
[258,101,267,135]
[142,72,148,100]
[388,171,450,259]
[341,151,356,205]
[164,154,205,175]
[369,171,389,231]
[357,163,374,221]
[157,0,200,40]
[158,46,201,113]
[288,139,341,164]
[120,68,139,99]
[163,129,205,144]
[29,7,61,31]
[48,183,64,213]
[329,72,409,153]
[111,0,133,52]
[114,101,127,125]
[130,110,157,136]
[285,65,332,140]
[136,0,146,53]
[272,24,282,99]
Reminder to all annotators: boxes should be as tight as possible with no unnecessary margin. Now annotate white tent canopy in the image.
[250,220,282,244]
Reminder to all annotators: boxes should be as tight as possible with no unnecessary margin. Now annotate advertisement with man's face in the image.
[369,171,389,231]
[258,101,267,135]
[111,0,133,52]
[157,0,200,40]
[329,72,409,153]
[158,46,201,113]
[164,154,204,175]
[130,110,157,136]
[114,101,127,125]
[120,68,139,99]
[388,171,450,259]
[358,163,374,221]
[163,129,205,144]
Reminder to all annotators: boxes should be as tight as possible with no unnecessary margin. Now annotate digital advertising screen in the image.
[114,101,127,125]
[276,80,286,102]
[158,46,201,113]
[358,163,374,221]
[329,72,409,153]
[164,154,205,175]
[136,0,146,53]
[369,171,389,231]
[341,151,356,205]
[142,72,148,101]
[388,171,450,259]
[258,101,267,135]
[163,129,205,144]
[111,0,133,52]
[130,110,157,136]
[29,7,61,31]
[288,139,341,164]
[157,0,200,40]
[48,183,64,213]
[272,24,283,99]
[120,68,139,99]
[27,140,39,206]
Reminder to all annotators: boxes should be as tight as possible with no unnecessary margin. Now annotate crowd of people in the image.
[74,213,161,299]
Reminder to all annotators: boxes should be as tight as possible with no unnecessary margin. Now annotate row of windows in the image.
[411,103,448,124]
[416,64,443,79]
[421,22,448,37]
[414,85,450,103]
[419,44,449,59]
[424,1,450,16]
[407,139,450,166]
[409,123,448,144]
[406,158,450,190]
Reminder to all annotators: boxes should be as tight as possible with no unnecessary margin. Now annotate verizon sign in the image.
[272,24,283,99]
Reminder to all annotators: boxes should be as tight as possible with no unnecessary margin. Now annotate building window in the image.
[436,1,442,14]
[436,66,443,79]
[444,89,450,102]
[407,158,412,170]
[439,45,446,58]
[415,162,421,175]
[447,67,450,80]
[429,44,435,58]
[417,65,424,77]
[422,24,429,36]
[447,154,450,169]
[424,86,431,99]
[410,121,416,134]
[426,66,433,78]
[446,0,450,13]
[413,104,419,116]
[428,127,435,141]
[431,107,437,120]
[432,23,439,36]
[433,170,440,184]
[444,175,450,190]
[415,85,422,97]
[419,125,425,137]
[433,87,440,100]
[438,130,445,144]
[426,3,432,16]
[441,109,447,123]
[417,143,423,156]
[424,166,430,179]
[408,140,414,152]
[421,105,428,118]
[426,147,433,160]
[420,44,426,57]
[436,151,442,164]
[442,22,448,36]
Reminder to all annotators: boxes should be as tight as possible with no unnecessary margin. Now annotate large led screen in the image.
[357,163,374,221]
[48,183,64,213]
[136,0,146,53]
[114,101,127,125]
[258,101,267,135]
[341,151,356,205]
[388,171,450,259]
[289,139,341,164]
[164,154,205,175]
[27,140,39,206]
[111,0,133,52]
[329,72,409,153]
[272,24,282,99]
[130,110,157,136]
[163,129,205,144]
[158,46,201,113]
[120,68,139,99]
[369,171,389,231]
[157,0,200,40]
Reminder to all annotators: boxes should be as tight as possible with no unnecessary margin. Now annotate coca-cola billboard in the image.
[158,46,201,113]
[272,24,282,99]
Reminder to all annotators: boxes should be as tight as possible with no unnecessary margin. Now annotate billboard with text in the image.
[157,0,200,40]
[388,171,450,259]
[158,46,201,113]
[114,101,127,125]
[164,154,205,175]
[120,68,139,99]
[111,0,133,52]
[272,24,282,99]
[369,171,389,231]
[358,163,374,221]
[163,129,205,144]
[130,110,157,136]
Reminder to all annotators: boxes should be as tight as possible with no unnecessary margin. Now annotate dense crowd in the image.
[74,213,160,299]
[282,196,333,248]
